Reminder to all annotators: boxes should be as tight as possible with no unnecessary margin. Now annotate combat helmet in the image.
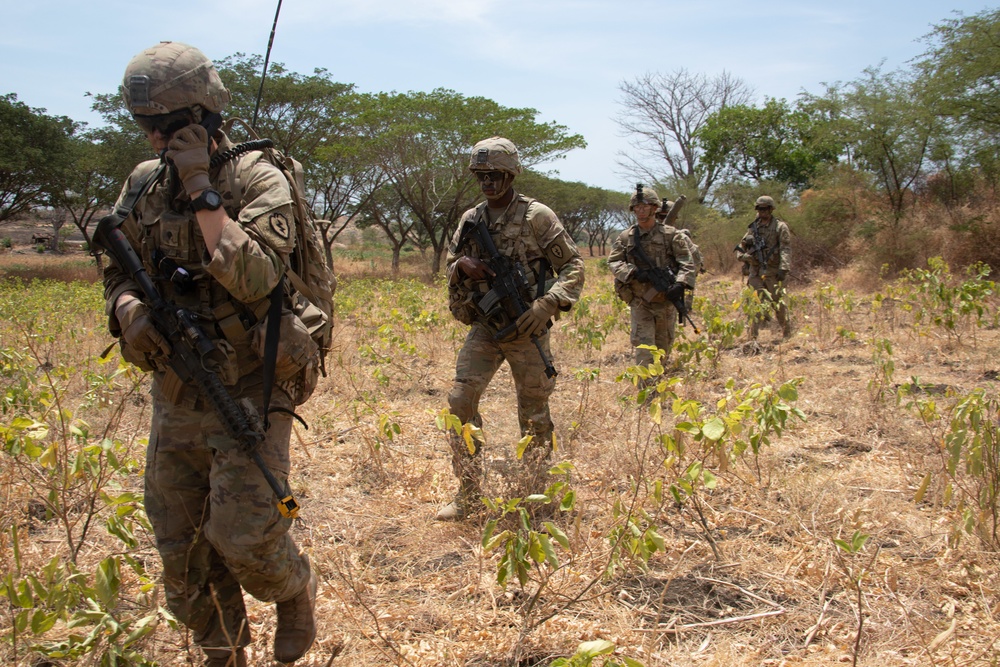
[469,137,522,176]
[121,41,230,116]
[630,184,661,211]
[655,199,675,219]
[755,195,776,209]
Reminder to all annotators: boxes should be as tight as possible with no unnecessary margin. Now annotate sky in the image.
[1,0,993,192]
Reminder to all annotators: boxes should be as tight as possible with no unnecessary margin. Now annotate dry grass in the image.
[2,254,999,667]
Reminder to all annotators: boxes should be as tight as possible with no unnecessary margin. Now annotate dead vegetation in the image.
[1,251,999,667]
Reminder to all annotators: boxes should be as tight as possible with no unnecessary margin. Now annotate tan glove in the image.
[165,124,212,196]
[116,296,170,356]
[515,297,558,338]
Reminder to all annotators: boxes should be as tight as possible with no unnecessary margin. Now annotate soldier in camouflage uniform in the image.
[438,137,585,521]
[609,185,697,368]
[735,195,792,338]
[656,195,703,311]
[101,42,316,666]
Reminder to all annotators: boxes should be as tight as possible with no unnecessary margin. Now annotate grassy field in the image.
[1,250,999,666]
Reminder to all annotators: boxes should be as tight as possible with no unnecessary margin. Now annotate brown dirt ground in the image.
[2,254,999,666]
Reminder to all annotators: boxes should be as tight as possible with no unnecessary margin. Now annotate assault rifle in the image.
[93,214,300,518]
[631,231,700,333]
[737,218,777,278]
[458,210,557,379]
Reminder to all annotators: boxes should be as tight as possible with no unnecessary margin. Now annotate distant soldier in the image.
[439,137,585,521]
[735,195,792,338]
[609,185,697,368]
[656,195,704,310]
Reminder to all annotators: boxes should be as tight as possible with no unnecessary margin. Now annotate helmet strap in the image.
[485,173,515,204]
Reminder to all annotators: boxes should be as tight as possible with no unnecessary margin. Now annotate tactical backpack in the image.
[221,119,336,405]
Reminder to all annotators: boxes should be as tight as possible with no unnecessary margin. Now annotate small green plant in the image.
[548,640,645,667]
[903,386,1000,551]
[482,458,576,588]
[832,529,876,667]
[867,337,895,404]
[1,237,11,249]
[901,257,996,345]
[2,530,168,666]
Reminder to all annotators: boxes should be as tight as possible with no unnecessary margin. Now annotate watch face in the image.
[204,190,223,209]
[194,189,223,211]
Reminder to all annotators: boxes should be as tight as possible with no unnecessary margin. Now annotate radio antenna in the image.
[251,0,283,130]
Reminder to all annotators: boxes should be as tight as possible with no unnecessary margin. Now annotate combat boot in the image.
[273,571,317,663]
[203,647,247,667]
[435,476,482,521]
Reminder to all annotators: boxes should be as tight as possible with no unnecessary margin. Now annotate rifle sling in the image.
[112,161,168,228]
[260,275,284,431]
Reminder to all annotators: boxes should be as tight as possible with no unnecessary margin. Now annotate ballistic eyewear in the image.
[474,170,505,183]
[133,110,194,137]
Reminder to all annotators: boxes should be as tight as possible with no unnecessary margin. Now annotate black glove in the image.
[775,269,788,282]
[634,268,651,283]
[665,282,686,304]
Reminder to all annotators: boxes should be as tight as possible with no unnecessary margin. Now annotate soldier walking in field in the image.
[609,185,697,370]
[438,137,585,521]
[655,195,704,311]
[99,42,321,666]
[735,195,792,338]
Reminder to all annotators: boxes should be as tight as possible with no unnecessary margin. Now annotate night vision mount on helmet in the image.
[630,183,661,210]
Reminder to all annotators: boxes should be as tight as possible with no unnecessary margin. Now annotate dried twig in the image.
[635,608,786,633]
[693,575,783,608]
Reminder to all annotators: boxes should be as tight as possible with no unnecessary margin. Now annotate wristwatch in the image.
[191,188,223,212]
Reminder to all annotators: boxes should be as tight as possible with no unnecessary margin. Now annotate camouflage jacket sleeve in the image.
[736,225,755,265]
[670,229,697,288]
[777,220,791,272]
[607,228,635,283]
[526,201,584,309]
[205,155,295,303]
[445,208,478,286]
[101,160,160,330]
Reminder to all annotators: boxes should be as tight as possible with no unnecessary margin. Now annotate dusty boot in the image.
[437,435,483,520]
[435,477,481,521]
[273,571,317,663]
[203,647,247,667]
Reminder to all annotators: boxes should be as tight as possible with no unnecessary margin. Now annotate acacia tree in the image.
[918,9,1000,135]
[615,70,753,202]
[362,89,585,273]
[697,98,843,189]
[217,55,356,159]
[0,94,76,224]
[805,67,936,220]
[583,195,629,256]
[916,8,1000,191]
[354,184,419,274]
[46,131,123,259]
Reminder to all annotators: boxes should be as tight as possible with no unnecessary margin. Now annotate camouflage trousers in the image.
[447,324,556,480]
[630,300,677,367]
[144,376,311,656]
[747,274,789,336]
